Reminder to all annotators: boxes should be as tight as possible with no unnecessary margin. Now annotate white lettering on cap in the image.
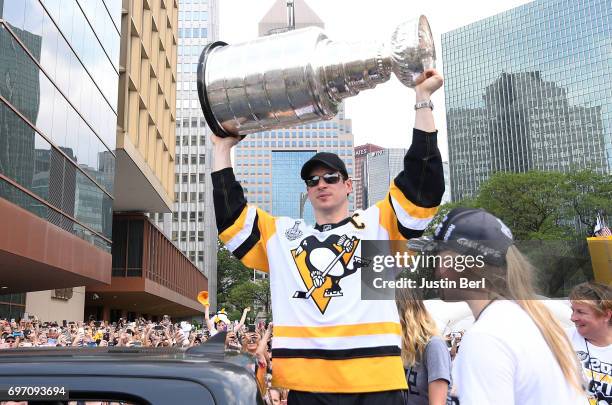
[496,218,513,239]
[443,224,455,241]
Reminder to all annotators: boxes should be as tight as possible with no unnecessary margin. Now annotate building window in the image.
[199,154,205,164]
[180,231,187,242]
[182,174,188,183]
[191,135,196,145]
[198,211,204,221]
[198,231,204,241]
[190,174,196,183]
[172,212,178,222]
[189,231,196,241]
[190,192,196,202]
[171,231,178,241]
[197,251,204,261]
[200,135,206,144]
[199,174,205,183]
[181,212,187,221]
[198,192,204,202]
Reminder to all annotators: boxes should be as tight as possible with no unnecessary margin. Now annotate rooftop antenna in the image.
[287,0,295,30]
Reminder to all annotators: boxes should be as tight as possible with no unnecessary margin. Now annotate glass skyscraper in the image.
[0,0,120,318]
[442,0,611,201]
[271,151,316,223]
[0,0,119,251]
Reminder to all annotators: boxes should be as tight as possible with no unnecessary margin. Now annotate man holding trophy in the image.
[201,15,444,404]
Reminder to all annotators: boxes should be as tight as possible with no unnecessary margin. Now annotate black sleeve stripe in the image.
[388,194,426,240]
[272,345,401,360]
[394,129,444,208]
[232,212,261,260]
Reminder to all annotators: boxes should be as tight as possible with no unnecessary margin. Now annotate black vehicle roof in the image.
[0,344,263,404]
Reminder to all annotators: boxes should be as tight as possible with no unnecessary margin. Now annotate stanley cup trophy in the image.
[197,16,436,138]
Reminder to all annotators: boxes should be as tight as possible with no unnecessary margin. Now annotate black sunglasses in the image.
[305,172,343,187]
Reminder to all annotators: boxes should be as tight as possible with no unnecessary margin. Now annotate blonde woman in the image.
[396,288,451,405]
[412,208,584,404]
[569,282,612,404]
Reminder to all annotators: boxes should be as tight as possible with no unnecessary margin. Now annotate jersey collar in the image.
[314,217,352,232]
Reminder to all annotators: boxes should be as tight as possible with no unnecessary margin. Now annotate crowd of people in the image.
[0,310,288,404]
[1,278,609,405]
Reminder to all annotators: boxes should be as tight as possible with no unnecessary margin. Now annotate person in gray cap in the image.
[411,208,585,405]
[210,69,444,404]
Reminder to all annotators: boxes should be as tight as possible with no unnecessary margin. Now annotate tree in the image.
[228,279,271,319]
[475,171,572,240]
[564,169,612,236]
[216,241,252,311]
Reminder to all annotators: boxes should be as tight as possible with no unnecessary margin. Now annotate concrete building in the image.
[354,143,383,210]
[442,0,611,201]
[85,0,207,322]
[152,0,220,309]
[364,148,408,207]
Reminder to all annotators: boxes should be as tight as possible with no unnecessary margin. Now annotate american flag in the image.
[594,213,612,237]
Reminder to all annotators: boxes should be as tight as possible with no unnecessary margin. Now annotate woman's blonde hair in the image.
[569,281,612,324]
[486,246,584,393]
[395,288,439,367]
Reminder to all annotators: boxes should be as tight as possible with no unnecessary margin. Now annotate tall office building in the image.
[363,148,408,207]
[354,143,383,210]
[0,0,119,319]
[442,0,611,201]
[85,0,208,322]
[232,0,355,227]
[0,0,207,322]
[152,0,219,308]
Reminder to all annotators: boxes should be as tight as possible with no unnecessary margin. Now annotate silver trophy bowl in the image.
[197,15,436,138]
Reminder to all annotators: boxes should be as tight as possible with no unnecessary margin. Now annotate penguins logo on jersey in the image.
[291,234,362,314]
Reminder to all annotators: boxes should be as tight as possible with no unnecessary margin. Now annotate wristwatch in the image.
[414,100,434,111]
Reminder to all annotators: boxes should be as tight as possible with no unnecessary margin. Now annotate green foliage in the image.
[433,169,610,296]
[475,171,572,240]
[228,279,271,315]
[216,240,272,319]
[216,240,252,311]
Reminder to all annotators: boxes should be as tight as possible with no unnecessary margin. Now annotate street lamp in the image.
[299,192,308,219]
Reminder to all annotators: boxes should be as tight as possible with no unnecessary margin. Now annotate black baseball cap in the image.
[410,208,514,266]
[300,152,348,180]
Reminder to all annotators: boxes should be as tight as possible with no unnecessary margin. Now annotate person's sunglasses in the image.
[305,172,343,187]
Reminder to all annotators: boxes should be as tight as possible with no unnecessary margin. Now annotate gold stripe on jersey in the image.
[274,322,401,338]
[219,205,277,272]
[377,198,405,240]
[389,182,438,219]
[219,205,250,243]
[272,356,408,393]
